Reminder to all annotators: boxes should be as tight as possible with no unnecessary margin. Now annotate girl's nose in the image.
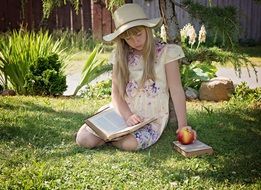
[133,37,139,45]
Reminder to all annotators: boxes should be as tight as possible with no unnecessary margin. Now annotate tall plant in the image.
[183,0,239,49]
[73,44,112,96]
[0,30,67,94]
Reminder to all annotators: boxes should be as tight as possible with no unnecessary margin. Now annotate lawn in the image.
[0,96,260,189]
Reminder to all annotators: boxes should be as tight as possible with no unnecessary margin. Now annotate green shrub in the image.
[81,79,112,99]
[181,62,217,90]
[24,54,67,96]
[230,82,261,103]
[0,30,67,94]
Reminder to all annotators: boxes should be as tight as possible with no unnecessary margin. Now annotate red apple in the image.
[177,127,195,145]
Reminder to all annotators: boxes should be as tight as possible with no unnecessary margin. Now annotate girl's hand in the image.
[126,114,143,126]
[176,126,197,140]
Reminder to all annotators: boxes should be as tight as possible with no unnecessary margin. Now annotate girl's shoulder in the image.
[155,40,183,55]
[155,40,166,55]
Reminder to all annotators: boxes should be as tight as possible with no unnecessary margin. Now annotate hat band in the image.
[115,17,148,30]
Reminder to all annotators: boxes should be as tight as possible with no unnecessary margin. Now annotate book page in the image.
[88,108,128,135]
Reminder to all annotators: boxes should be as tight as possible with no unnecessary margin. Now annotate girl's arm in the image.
[165,60,188,131]
[111,68,142,125]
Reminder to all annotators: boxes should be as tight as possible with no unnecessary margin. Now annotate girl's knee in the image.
[76,133,95,149]
[112,135,138,151]
[75,125,103,148]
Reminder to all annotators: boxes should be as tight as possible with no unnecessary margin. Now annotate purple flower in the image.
[128,53,140,66]
[155,41,165,55]
[144,79,160,97]
[126,80,138,97]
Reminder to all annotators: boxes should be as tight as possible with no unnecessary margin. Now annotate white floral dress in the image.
[117,41,185,149]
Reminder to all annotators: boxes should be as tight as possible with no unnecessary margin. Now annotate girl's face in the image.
[123,28,147,51]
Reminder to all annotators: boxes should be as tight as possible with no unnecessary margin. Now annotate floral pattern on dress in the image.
[133,123,160,149]
[155,41,166,55]
[128,53,141,66]
[144,79,160,97]
[126,80,138,97]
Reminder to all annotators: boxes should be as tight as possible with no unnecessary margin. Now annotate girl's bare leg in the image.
[76,124,105,148]
[111,134,138,151]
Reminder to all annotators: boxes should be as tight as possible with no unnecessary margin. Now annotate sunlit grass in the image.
[0,96,260,189]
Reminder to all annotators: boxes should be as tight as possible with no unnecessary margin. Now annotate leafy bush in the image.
[81,79,112,99]
[230,82,261,103]
[181,62,217,90]
[24,54,67,96]
[0,29,67,94]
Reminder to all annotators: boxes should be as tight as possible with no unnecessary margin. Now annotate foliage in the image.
[73,44,112,96]
[0,30,67,95]
[24,54,67,96]
[106,0,125,12]
[183,0,239,49]
[0,96,260,189]
[81,79,112,99]
[179,23,255,89]
[180,62,217,90]
[51,29,98,52]
[183,45,256,79]
[42,0,80,18]
[230,82,261,104]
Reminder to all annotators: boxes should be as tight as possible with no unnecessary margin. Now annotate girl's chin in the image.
[134,47,143,51]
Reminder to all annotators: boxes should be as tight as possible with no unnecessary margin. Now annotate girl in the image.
[76,3,196,151]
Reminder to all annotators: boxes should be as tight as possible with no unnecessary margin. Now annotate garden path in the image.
[63,62,261,96]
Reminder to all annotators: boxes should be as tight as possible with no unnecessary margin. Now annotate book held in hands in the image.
[173,140,213,157]
[85,107,156,141]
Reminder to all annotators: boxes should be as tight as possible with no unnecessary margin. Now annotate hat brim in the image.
[103,17,162,42]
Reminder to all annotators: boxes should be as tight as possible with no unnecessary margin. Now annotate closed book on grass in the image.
[173,140,213,157]
[85,107,156,141]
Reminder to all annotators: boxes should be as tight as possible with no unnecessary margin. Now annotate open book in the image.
[85,107,156,141]
[173,140,213,157]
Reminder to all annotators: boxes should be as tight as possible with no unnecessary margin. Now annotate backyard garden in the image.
[0,0,261,189]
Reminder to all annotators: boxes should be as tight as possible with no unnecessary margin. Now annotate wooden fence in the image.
[0,0,260,43]
[0,0,92,32]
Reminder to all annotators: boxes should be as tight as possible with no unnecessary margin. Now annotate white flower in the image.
[180,23,197,47]
[198,25,207,43]
[160,25,167,42]
[187,26,197,46]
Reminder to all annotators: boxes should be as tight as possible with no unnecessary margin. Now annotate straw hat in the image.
[103,3,162,42]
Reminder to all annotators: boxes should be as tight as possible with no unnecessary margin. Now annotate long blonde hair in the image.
[113,26,156,98]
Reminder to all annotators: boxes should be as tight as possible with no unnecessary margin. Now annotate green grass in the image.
[0,96,260,189]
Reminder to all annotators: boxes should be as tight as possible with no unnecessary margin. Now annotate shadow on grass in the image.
[0,97,89,148]
[152,104,261,185]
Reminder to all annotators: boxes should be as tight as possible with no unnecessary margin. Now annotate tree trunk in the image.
[159,0,181,44]
[159,0,181,127]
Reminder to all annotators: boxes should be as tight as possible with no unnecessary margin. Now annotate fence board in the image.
[92,2,102,40]
[0,0,260,43]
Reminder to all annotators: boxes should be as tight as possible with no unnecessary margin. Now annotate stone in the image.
[1,89,16,96]
[185,87,198,100]
[199,77,234,101]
